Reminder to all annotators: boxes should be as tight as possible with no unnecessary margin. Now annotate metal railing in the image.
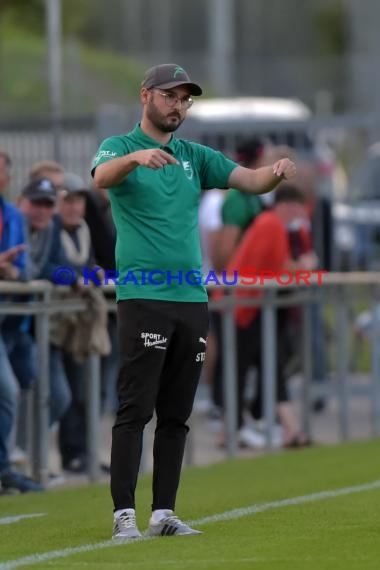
[1,273,380,485]
[209,273,380,455]
[0,282,100,485]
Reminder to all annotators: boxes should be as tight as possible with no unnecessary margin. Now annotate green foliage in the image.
[313,2,350,57]
[0,24,144,118]
[0,0,93,36]
[0,0,44,34]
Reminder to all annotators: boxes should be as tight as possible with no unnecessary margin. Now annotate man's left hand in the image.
[273,159,297,180]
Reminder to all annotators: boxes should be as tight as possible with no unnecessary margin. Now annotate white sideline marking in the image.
[0,513,46,526]
[189,478,380,525]
[1,479,380,569]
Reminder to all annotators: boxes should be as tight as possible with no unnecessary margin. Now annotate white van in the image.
[187,96,311,122]
[178,96,313,155]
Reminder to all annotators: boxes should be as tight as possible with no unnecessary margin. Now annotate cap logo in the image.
[38,179,54,192]
[173,66,186,78]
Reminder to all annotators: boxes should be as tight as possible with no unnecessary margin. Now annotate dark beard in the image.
[146,100,184,133]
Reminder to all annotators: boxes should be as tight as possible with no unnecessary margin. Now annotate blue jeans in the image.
[0,336,19,474]
[3,322,71,426]
[4,329,36,390]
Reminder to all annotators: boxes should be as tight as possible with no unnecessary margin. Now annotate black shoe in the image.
[0,470,44,493]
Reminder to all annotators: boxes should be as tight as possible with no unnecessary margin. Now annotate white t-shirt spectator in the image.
[198,189,224,276]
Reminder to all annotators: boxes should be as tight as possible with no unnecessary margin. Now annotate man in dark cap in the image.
[18,178,60,279]
[17,178,72,429]
[92,63,297,539]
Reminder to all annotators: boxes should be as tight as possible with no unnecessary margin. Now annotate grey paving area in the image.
[42,371,379,488]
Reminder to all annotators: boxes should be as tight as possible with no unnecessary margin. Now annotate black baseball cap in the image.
[21,178,57,204]
[141,63,202,96]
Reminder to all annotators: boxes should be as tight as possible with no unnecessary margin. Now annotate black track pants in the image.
[111,299,208,511]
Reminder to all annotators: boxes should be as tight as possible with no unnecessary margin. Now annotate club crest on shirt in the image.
[182,160,193,180]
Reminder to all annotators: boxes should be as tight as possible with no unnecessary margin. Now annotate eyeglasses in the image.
[152,89,193,110]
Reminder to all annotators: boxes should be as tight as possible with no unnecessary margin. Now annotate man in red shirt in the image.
[226,184,317,446]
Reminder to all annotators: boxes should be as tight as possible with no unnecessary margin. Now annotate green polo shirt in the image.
[91,124,237,302]
[222,188,264,231]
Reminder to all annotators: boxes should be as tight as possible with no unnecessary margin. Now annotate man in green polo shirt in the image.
[91,63,296,539]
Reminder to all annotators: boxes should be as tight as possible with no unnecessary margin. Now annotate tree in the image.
[313,2,350,57]
[1,0,92,37]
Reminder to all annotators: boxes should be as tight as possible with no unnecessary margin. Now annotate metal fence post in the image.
[301,293,313,437]
[335,285,350,440]
[221,290,238,457]
[33,289,51,486]
[25,389,34,468]
[85,354,101,482]
[261,289,277,449]
[370,285,380,437]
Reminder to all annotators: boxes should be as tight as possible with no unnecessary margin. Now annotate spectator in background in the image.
[0,150,43,493]
[0,271,43,493]
[47,169,118,420]
[197,188,224,417]
[18,179,66,281]
[291,158,332,411]
[29,160,64,188]
[0,152,29,281]
[17,178,72,427]
[84,183,116,273]
[224,184,316,447]
[52,175,111,473]
[84,183,119,414]
[208,140,269,437]
[213,138,267,274]
[30,161,116,272]
[4,176,72,472]
[62,173,119,415]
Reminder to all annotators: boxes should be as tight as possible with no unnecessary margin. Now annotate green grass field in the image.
[1,439,380,569]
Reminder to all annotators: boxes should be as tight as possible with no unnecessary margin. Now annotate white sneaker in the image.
[238,427,266,449]
[46,473,66,488]
[255,421,284,447]
[112,511,142,539]
[146,511,201,536]
[10,446,28,465]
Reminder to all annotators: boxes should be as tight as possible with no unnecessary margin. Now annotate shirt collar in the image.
[131,123,178,153]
